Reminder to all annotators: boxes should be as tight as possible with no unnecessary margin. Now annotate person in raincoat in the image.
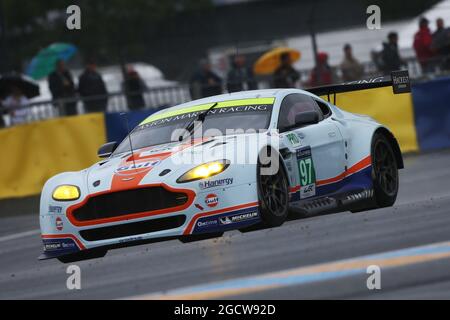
[273,52,300,88]
[308,52,336,87]
[226,54,257,93]
[48,59,77,116]
[340,44,364,82]
[122,66,147,110]
[78,59,108,113]
[413,17,435,74]
[2,86,29,126]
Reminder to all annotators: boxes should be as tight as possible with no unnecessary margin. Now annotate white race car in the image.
[39,72,409,263]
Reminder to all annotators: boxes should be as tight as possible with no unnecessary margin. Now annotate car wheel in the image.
[371,133,399,208]
[57,248,107,263]
[257,157,289,227]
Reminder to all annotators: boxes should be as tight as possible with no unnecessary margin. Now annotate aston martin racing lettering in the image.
[140,103,273,128]
[296,147,316,199]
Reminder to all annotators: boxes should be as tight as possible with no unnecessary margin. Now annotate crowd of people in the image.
[0,58,148,127]
[2,16,450,127]
[48,59,147,116]
[189,16,450,100]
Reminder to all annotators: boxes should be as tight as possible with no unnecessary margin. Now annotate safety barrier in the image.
[411,76,450,152]
[0,76,449,200]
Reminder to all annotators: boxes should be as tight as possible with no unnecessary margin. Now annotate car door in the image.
[278,93,346,201]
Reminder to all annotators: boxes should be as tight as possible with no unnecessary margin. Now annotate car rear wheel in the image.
[257,157,289,227]
[371,133,399,208]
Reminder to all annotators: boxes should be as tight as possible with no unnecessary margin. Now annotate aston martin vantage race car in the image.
[39,71,410,263]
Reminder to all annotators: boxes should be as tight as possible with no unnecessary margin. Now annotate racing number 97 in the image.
[299,158,313,185]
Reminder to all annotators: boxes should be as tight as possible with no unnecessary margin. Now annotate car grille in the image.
[72,187,189,222]
[79,215,186,241]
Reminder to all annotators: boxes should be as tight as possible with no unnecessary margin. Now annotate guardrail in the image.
[2,55,449,127]
[1,84,192,126]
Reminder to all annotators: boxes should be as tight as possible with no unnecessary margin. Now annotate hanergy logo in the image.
[199,178,233,189]
[115,160,161,174]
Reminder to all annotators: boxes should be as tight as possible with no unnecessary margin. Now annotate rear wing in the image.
[307,70,411,104]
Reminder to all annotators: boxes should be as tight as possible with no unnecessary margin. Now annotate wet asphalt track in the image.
[1,150,450,299]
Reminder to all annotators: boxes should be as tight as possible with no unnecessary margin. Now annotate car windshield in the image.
[112,100,274,155]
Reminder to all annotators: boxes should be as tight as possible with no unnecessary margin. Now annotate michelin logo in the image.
[199,178,233,190]
[220,211,258,225]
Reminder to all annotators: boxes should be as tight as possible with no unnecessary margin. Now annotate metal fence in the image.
[1,55,449,128]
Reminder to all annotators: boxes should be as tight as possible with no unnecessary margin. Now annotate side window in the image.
[277,94,323,132]
[315,99,332,118]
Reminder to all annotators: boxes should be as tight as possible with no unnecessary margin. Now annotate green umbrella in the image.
[25,43,77,80]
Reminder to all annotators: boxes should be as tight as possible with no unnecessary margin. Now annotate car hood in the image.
[85,133,271,194]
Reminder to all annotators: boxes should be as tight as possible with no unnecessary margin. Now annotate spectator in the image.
[48,59,77,116]
[413,17,434,73]
[340,44,364,82]
[273,52,299,88]
[2,86,29,126]
[381,32,405,74]
[226,54,257,93]
[78,59,108,113]
[308,52,335,86]
[190,60,222,99]
[123,66,147,110]
[0,102,5,128]
[432,18,450,70]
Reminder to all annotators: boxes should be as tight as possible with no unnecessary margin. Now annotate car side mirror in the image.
[295,111,319,127]
[97,142,118,158]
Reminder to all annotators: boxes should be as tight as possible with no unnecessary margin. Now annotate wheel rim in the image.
[373,140,398,196]
[259,169,289,216]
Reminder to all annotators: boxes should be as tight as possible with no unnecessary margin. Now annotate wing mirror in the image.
[97,142,118,158]
[294,111,319,127]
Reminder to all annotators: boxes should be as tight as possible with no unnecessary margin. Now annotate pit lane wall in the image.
[0,78,449,200]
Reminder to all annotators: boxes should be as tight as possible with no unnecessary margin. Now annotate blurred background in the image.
[1,0,450,201]
[0,0,447,123]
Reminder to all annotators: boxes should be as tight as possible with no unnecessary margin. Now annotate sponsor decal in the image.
[199,178,233,190]
[286,132,302,147]
[140,145,178,157]
[55,217,63,231]
[205,194,219,208]
[43,238,78,252]
[219,211,258,225]
[115,160,161,174]
[197,219,218,228]
[49,205,62,214]
[296,146,317,199]
[118,236,143,244]
[300,183,316,199]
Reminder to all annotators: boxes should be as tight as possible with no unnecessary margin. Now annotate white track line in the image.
[0,229,40,243]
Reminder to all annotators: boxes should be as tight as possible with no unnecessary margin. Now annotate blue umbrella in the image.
[26,43,77,80]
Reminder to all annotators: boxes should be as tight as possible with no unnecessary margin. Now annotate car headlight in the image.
[52,185,80,201]
[177,160,230,183]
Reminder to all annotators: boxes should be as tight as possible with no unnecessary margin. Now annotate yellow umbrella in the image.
[254,47,301,75]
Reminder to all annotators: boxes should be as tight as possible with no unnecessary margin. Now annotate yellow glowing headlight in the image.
[52,185,80,201]
[177,160,230,183]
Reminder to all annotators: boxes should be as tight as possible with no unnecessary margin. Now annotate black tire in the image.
[256,156,289,227]
[57,248,107,263]
[371,133,399,208]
